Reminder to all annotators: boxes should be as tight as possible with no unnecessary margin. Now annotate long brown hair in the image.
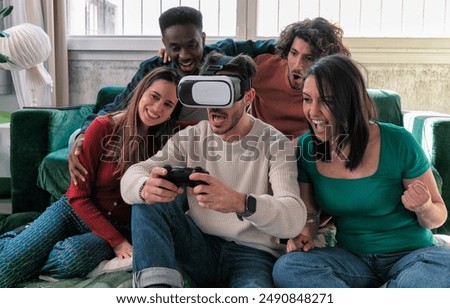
[107,67,182,177]
[304,54,377,170]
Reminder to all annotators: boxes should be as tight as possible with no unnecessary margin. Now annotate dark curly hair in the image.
[276,17,350,60]
[200,51,257,81]
[159,6,203,35]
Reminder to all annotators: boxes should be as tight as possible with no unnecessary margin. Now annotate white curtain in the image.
[3,0,68,107]
[43,0,69,107]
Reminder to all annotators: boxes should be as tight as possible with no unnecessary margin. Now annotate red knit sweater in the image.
[66,116,130,248]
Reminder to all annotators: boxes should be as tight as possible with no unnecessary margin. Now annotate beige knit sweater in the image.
[120,116,306,257]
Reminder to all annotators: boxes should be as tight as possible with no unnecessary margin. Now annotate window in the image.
[256,0,450,38]
[67,0,450,38]
[67,0,237,36]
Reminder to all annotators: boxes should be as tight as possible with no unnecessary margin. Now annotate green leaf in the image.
[0,31,10,38]
[0,6,14,19]
[0,53,10,63]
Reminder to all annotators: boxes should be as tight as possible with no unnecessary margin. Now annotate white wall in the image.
[0,70,18,112]
[0,93,18,112]
[65,37,450,114]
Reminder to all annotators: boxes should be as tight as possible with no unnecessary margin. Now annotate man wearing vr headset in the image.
[121,52,307,288]
[68,6,276,185]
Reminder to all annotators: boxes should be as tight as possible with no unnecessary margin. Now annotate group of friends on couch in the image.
[0,6,449,288]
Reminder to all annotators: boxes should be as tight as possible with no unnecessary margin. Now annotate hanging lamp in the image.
[0,23,53,92]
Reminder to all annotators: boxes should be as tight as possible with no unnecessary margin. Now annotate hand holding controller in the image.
[162,165,209,187]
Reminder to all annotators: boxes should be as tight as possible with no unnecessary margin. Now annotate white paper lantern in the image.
[0,23,53,90]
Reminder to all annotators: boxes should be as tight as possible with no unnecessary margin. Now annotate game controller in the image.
[162,165,209,187]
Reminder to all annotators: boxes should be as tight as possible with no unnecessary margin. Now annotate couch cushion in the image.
[367,89,403,126]
[47,106,94,152]
[93,86,125,113]
[37,147,71,200]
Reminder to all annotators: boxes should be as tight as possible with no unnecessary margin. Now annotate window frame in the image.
[67,0,450,64]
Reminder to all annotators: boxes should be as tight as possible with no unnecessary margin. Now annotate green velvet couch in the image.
[9,87,450,235]
[10,86,123,213]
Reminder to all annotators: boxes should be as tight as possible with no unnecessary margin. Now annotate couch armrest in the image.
[10,105,94,213]
[422,117,450,234]
[404,111,450,234]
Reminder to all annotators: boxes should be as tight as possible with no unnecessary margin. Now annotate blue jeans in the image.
[0,197,125,287]
[273,245,450,288]
[132,194,276,288]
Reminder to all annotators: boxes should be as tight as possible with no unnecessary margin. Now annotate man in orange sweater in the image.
[250,17,351,140]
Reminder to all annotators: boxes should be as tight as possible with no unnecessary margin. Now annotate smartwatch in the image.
[237,194,256,221]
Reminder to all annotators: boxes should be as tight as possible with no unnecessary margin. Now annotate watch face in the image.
[247,195,256,213]
[241,195,256,217]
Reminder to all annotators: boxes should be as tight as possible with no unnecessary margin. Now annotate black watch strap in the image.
[237,194,256,221]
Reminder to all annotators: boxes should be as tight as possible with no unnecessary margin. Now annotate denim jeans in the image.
[0,197,123,287]
[132,194,276,288]
[273,245,450,288]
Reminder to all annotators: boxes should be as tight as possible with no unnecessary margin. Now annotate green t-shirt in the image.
[296,122,434,255]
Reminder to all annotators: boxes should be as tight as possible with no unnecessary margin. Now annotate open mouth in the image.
[146,109,160,120]
[210,112,227,125]
[292,73,302,80]
[178,60,194,71]
[312,119,328,133]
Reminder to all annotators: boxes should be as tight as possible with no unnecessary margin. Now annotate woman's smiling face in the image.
[302,76,335,142]
[138,79,178,128]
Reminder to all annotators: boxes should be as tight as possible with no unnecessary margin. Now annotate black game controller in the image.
[162,165,209,187]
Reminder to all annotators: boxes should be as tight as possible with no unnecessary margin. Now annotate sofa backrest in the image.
[95,87,403,126]
[367,89,403,127]
[94,86,125,113]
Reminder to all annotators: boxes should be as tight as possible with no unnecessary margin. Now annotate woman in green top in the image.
[273,54,450,287]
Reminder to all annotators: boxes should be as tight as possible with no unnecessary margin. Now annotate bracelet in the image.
[306,212,320,223]
[138,182,147,204]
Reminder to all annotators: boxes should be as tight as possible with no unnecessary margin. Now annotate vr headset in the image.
[177,57,251,108]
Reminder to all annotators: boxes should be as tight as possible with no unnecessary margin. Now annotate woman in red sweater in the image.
[0,67,181,287]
